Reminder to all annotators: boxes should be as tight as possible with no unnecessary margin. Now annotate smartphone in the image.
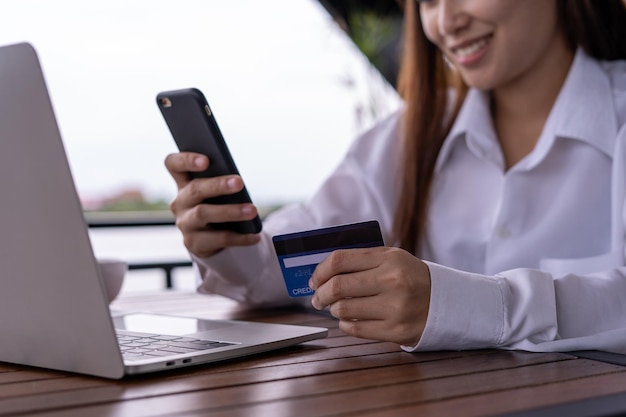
[157,88,262,234]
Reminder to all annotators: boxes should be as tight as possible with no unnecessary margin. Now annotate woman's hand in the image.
[164,152,261,258]
[309,247,431,346]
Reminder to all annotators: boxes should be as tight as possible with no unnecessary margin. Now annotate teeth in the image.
[455,37,488,57]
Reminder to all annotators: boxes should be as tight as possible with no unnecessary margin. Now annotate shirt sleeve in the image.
[193,111,403,306]
[401,258,626,355]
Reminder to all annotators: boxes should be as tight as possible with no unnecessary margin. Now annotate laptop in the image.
[0,42,327,379]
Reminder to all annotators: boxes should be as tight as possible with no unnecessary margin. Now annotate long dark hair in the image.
[394,0,626,255]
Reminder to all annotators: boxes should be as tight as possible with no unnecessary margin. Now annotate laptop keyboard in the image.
[116,331,236,361]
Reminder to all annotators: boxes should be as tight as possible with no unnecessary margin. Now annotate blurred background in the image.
[0,0,404,292]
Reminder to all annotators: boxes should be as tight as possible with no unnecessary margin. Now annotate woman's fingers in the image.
[309,247,383,290]
[176,201,258,233]
[309,246,431,346]
[172,175,243,210]
[164,152,262,258]
[183,229,261,258]
[337,318,418,346]
[164,152,208,189]
[311,269,381,310]
[328,295,384,321]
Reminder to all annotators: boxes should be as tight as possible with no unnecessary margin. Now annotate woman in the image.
[165,0,626,352]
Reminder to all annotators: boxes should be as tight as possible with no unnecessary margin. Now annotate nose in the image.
[437,0,470,36]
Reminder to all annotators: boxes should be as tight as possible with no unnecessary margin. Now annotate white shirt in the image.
[194,49,626,354]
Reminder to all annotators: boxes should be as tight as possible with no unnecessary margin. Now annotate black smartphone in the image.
[157,88,262,234]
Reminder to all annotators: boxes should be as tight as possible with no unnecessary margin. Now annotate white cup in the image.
[97,259,128,303]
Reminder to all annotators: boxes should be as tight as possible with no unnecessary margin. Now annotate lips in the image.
[449,34,493,65]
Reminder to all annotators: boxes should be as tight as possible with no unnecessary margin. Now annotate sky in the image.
[0,0,401,206]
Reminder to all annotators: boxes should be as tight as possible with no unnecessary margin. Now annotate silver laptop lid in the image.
[0,42,125,379]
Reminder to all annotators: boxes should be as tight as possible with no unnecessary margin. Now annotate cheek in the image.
[419,9,440,46]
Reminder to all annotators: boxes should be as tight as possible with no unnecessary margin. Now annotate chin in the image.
[457,68,501,91]
[460,77,495,91]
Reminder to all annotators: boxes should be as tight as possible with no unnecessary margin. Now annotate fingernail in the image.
[227,177,238,190]
[308,278,316,290]
[311,297,320,310]
[194,157,204,168]
[241,205,254,216]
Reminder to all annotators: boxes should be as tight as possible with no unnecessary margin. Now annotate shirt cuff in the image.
[403,261,505,352]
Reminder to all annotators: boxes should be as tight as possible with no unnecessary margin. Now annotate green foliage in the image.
[348,11,397,67]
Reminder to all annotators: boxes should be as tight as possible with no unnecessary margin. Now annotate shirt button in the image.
[496,226,511,239]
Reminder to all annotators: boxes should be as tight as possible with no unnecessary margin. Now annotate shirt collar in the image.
[435,88,497,173]
[544,48,617,156]
[435,48,618,173]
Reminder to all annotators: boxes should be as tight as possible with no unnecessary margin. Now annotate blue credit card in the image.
[272,220,385,298]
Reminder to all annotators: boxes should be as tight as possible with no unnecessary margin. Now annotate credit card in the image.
[272,220,385,298]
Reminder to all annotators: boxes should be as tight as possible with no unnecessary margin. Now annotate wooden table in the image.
[2,290,626,417]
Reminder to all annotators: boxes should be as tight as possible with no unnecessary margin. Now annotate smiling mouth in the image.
[450,34,493,62]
